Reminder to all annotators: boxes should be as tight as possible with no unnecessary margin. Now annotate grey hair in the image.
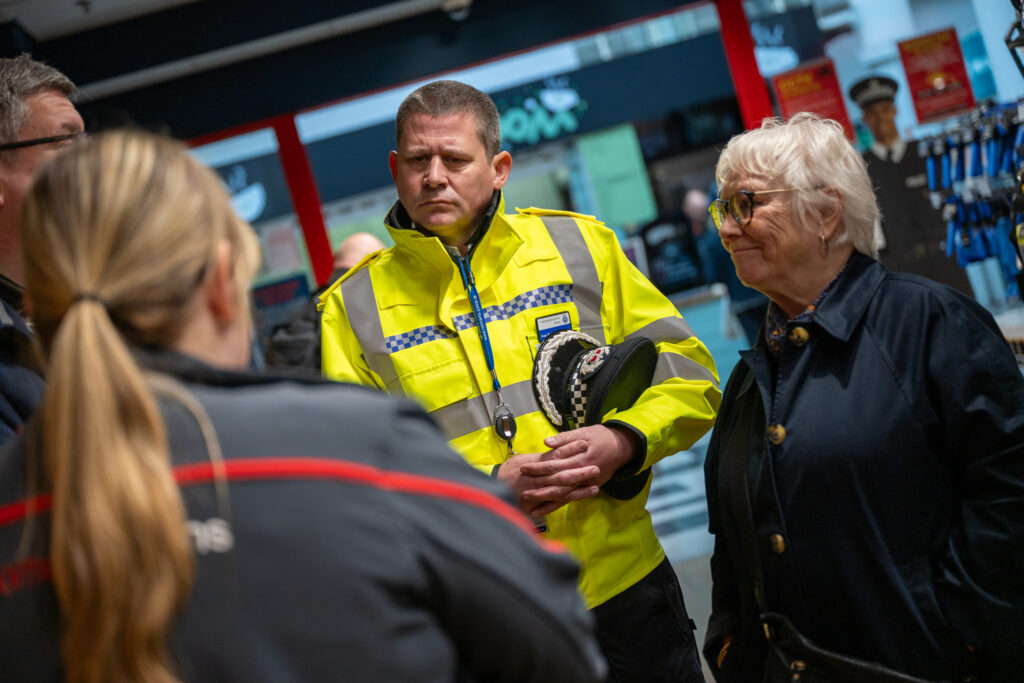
[0,54,77,162]
[714,112,878,257]
[395,80,501,156]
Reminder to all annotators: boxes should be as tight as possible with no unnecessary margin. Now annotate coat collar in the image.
[807,251,886,342]
[0,274,31,336]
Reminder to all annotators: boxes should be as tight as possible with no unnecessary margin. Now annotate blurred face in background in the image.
[861,99,898,147]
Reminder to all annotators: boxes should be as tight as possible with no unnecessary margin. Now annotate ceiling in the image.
[0,0,198,41]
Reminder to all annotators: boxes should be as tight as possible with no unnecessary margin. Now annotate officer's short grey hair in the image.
[395,80,501,157]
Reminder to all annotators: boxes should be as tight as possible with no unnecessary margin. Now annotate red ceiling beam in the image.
[270,115,334,287]
[714,0,775,130]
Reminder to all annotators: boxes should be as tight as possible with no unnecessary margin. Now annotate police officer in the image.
[848,75,971,293]
[320,80,721,682]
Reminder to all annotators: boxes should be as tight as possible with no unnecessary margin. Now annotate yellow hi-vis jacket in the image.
[320,196,721,608]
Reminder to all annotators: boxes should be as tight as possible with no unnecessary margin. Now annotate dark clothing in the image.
[0,278,44,447]
[639,215,704,295]
[592,557,703,683]
[703,252,1024,681]
[263,268,344,371]
[0,351,606,683]
[864,145,972,295]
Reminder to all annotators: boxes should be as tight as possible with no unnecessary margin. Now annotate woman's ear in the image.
[205,240,237,326]
[820,186,844,241]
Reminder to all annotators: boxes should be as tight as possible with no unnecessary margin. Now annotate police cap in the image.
[848,76,898,109]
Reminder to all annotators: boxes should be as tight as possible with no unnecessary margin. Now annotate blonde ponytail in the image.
[20,130,261,683]
[42,299,192,683]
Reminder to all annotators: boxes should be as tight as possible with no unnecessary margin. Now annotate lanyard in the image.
[455,253,517,452]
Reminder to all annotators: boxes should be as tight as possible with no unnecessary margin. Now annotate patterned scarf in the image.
[763,266,845,356]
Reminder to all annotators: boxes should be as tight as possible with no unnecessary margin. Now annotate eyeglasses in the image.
[0,131,86,152]
[708,187,815,229]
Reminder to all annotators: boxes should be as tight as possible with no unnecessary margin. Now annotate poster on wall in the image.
[897,28,975,124]
[770,58,852,138]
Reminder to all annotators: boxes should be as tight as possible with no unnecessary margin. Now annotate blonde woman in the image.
[0,131,605,683]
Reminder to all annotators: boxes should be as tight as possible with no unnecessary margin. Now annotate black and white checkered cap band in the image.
[534,329,602,427]
[565,346,610,429]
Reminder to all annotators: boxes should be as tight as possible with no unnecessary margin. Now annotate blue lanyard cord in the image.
[456,254,501,393]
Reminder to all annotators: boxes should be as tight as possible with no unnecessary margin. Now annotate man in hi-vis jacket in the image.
[320,80,721,682]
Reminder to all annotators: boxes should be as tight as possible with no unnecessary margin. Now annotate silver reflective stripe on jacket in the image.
[627,318,719,387]
[340,267,403,397]
[541,216,605,344]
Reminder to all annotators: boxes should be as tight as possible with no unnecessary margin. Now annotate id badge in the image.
[536,311,572,343]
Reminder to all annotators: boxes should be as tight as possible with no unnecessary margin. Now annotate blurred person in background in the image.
[0,130,605,683]
[703,113,1024,681]
[848,75,971,295]
[0,54,82,445]
[264,231,385,370]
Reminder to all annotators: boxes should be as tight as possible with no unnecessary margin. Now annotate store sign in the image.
[497,76,588,146]
[223,164,267,222]
[212,154,293,224]
[751,6,824,77]
[770,58,852,138]
[252,273,311,334]
[898,28,975,124]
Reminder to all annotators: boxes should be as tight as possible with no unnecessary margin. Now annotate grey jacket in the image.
[0,350,606,682]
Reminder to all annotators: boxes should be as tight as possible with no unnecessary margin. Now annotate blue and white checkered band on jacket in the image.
[384,284,575,353]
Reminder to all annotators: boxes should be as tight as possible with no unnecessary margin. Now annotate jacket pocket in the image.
[396,356,473,414]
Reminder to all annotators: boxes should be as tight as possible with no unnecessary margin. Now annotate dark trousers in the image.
[592,556,703,683]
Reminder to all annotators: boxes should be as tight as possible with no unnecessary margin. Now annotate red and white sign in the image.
[770,58,853,139]
[898,28,975,124]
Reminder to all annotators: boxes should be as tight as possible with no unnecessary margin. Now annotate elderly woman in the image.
[703,113,1024,681]
[0,131,605,683]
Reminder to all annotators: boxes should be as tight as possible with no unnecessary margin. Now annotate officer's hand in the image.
[496,451,600,517]
[521,424,638,488]
[518,425,639,517]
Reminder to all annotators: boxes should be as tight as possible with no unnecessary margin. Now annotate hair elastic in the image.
[71,292,108,307]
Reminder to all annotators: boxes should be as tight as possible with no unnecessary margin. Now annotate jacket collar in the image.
[0,274,31,336]
[133,346,329,388]
[869,137,906,163]
[383,191,523,290]
[384,190,502,252]
[807,251,886,342]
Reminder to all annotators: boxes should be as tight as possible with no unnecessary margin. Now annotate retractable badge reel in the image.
[493,401,517,453]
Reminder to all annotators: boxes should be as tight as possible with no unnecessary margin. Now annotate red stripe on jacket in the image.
[0,457,562,554]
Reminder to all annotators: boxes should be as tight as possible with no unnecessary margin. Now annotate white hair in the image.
[714,112,879,257]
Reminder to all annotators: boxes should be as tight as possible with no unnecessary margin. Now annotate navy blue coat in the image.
[704,252,1024,681]
[0,291,44,447]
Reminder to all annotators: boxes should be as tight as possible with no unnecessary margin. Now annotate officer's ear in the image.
[491,150,511,190]
[388,151,398,183]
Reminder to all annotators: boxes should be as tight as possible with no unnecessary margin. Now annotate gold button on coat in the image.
[788,326,809,346]
[769,533,786,554]
[767,424,786,445]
